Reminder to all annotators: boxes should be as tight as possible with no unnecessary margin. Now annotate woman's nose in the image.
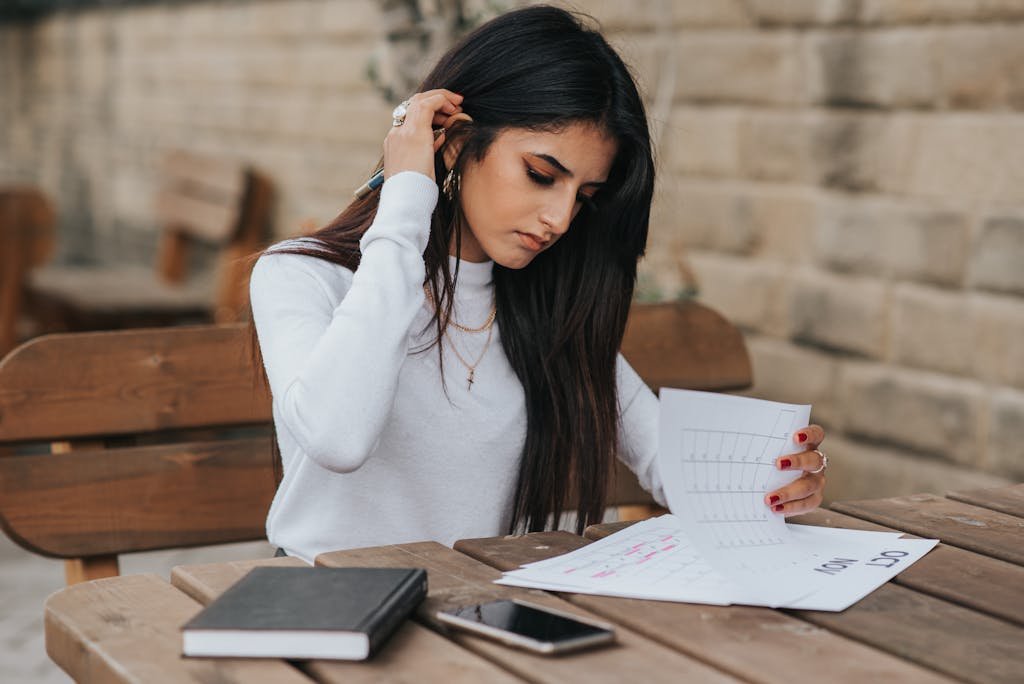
[539,194,577,237]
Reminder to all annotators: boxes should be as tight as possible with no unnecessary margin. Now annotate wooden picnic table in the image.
[44,485,1024,683]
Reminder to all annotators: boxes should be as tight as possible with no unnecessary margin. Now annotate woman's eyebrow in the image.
[529,153,606,187]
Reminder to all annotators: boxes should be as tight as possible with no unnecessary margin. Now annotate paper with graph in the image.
[495,390,938,610]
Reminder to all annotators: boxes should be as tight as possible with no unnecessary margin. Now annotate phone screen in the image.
[443,600,610,643]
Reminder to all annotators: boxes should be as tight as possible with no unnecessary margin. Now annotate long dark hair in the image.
[255,5,654,535]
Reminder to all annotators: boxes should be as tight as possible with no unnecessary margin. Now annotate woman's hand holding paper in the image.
[764,425,827,516]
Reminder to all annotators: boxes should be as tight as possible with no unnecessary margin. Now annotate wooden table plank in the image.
[792,583,1024,684]
[455,532,952,684]
[315,540,738,684]
[45,573,311,684]
[833,493,1024,565]
[946,483,1024,518]
[792,509,1024,627]
[171,556,524,684]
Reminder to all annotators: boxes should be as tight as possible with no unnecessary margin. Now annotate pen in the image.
[353,127,447,199]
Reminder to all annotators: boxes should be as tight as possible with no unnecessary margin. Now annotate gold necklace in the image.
[423,285,496,333]
[445,325,493,390]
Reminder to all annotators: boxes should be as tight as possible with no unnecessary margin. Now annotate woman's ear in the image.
[439,113,473,170]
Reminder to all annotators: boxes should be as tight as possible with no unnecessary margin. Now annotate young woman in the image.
[250,5,827,563]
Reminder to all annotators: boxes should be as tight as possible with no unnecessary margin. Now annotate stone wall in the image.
[1,0,1021,500]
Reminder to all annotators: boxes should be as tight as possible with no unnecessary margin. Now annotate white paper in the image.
[492,391,938,611]
[657,389,817,605]
[495,516,937,611]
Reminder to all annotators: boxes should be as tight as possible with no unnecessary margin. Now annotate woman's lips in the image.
[516,232,547,252]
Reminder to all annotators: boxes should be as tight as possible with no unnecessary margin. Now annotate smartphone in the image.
[436,599,616,654]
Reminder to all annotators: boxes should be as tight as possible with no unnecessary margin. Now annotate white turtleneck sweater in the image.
[250,171,665,563]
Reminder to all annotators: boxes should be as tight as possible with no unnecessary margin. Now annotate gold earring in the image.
[443,168,460,201]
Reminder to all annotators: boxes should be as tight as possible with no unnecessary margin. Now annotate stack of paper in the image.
[495,390,938,611]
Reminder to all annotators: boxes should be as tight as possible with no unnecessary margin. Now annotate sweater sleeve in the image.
[616,354,669,508]
[249,171,438,473]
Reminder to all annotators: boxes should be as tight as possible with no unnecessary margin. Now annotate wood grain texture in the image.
[946,483,1024,518]
[456,531,952,684]
[793,509,1024,626]
[833,493,1024,566]
[45,573,311,683]
[0,323,270,442]
[316,541,736,683]
[171,556,525,684]
[792,583,1024,684]
[621,300,752,392]
[0,438,275,556]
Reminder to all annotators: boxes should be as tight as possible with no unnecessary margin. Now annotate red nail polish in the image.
[774,504,784,512]
[769,495,780,504]
[780,458,792,469]
[797,433,807,443]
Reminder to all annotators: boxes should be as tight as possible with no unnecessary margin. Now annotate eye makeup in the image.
[524,164,598,212]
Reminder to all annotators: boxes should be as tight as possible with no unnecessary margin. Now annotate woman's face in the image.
[451,123,618,267]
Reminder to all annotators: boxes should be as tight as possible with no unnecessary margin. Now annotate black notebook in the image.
[181,566,428,660]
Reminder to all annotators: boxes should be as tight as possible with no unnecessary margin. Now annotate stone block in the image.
[819,435,1010,505]
[742,334,841,429]
[689,250,789,335]
[816,196,969,286]
[886,114,1024,206]
[787,270,888,358]
[316,0,389,39]
[890,284,973,376]
[968,214,1024,295]
[670,1,754,28]
[839,362,985,466]
[668,181,757,254]
[988,389,1024,479]
[935,25,1024,109]
[744,0,859,26]
[664,107,742,178]
[737,111,816,183]
[971,292,1024,389]
[858,0,1024,25]
[673,33,803,105]
[806,29,937,108]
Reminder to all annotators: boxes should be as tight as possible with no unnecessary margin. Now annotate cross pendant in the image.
[467,369,475,390]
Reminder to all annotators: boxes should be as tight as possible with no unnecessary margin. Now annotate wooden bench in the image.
[27,150,274,333]
[0,187,56,357]
[0,300,750,585]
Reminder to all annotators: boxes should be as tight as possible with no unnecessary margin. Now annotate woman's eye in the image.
[577,194,598,211]
[526,168,554,186]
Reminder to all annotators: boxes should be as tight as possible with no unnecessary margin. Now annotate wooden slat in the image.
[45,573,312,683]
[833,493,1024,566]
[171,557,525,683]
[0,187,55,356]
[456,532,952,684]
[621,300,752,392]
[162,150,246,197]
[792,509,1024,627]
[0,324,270,442]
[791,584,1024,684]
[947,483,1024,518]
[156,186,240,244]
[315,541,737,683]
[0,438,275,557]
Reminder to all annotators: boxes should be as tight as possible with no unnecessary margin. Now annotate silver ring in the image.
[809,448,828,474]
[392,99,411,127]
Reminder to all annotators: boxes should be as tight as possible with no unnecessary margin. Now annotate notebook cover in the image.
[182,566,427,658]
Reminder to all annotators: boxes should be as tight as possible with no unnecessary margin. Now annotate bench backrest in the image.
[0,188,55,356]
[155,150,275,323]
[0,301,750,584]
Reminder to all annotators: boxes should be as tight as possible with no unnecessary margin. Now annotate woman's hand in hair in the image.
[763,425,828,517]
[383,89,464,182]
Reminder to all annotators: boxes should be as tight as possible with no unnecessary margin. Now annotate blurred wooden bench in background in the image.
[27,150,274,333]
[0,299,750,585]
[0,187,55,357]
